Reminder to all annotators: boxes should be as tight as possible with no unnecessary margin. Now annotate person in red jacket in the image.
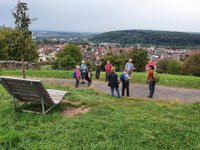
[105,60,113,82]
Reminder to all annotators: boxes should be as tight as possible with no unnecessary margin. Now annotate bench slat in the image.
[0,76,67,105]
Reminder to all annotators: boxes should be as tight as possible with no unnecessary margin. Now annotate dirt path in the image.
[36,78,200,103]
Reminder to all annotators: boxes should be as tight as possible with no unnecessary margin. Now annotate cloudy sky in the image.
[1,0,200,33]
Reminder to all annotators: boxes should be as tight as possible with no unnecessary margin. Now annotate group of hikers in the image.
[73,57,158,99]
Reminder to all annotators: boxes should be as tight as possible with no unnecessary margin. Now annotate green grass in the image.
[1,69,200,89]
[133,72,200,89]
[0,70,68,78]
[0,83,199,149]
[40,65,52,70]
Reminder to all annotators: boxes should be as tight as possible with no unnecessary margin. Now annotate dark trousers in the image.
[122,81,129,97]
[75,78,79,88]
[149,81,156,97]
[87,79,92,87]
[96,68,101,79]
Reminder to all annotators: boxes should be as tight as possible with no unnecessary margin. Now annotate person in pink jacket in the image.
[75,66,81,88]
[105,60,113,82]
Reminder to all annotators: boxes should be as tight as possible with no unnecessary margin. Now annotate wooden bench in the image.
[0,76,67,114]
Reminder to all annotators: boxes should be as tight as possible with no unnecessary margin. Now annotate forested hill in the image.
[91,30,200,46]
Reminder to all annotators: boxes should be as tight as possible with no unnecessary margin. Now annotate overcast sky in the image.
[1,0,200,33]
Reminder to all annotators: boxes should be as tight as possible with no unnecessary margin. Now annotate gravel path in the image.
[36,78,200,103]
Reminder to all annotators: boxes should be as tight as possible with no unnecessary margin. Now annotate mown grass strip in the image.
[0,84,199,149]
[1,70,200,89]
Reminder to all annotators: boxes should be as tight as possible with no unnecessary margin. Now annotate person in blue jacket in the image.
[80,60,87,84]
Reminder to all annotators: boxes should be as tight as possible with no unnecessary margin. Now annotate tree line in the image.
[53,44,148,72]
[91,30,200,47]
[156,53,200,76]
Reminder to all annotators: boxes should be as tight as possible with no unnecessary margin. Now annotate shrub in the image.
[101,54,123,72]
[156,59,169,73]
[85,60,95,69]
[56,44,82,70]
[102,49,148,72]
[157,59,183,75]
[128,49,148,72]
[184,53,200,76]
[167,60,183,75]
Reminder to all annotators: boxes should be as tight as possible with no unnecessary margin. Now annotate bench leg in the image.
[11,96,56,114]
[43,105,56,114]
[13,95,16,111]
[41,97,45,114]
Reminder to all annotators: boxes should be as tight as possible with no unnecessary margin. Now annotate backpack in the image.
[120,73,126,81]
[73,71,76,78]
[153,73,159,82]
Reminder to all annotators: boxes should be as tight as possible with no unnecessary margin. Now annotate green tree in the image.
[85,60,95,69]
[102,49,148,72]
[184,53,200,76]
[157,59,183,75]
[0,27,14,60]
[156,59,169,73]
[127,49,148,72]
[12,1,38,78]
[56,44,82,69]
[167,60,183,75]
[102,53,124,71]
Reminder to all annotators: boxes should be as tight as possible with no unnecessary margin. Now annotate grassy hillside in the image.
[0,82,200,149]
[0,70,200,89]
[91,29,200,47]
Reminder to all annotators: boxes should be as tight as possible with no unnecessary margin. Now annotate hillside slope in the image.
[91,29,200,46]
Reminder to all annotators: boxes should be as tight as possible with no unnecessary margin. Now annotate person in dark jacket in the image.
[86,67,92,87]
[108,67,120,98]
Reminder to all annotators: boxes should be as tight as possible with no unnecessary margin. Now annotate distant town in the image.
[35,31,200,64]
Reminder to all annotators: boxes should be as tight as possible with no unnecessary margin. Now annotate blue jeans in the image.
[81,71,86,79]
[111,87,120,98]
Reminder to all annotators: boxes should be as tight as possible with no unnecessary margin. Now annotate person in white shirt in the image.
[125,59,135,76]
[121,68,132,97]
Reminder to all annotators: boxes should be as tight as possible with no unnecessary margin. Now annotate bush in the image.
[156,59,169,73]
[56,44,82,70]
[129,49,148,72]
[102,49,148,72]
[85,60,95,69]
[157,59,183,75]
[184,53,200,76]
[167,60,183,75]
[101,54,123,72]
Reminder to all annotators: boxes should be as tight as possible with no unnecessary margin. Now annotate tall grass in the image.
[0,84,199,149]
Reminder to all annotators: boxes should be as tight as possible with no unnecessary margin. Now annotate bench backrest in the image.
[0,77,54,105]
